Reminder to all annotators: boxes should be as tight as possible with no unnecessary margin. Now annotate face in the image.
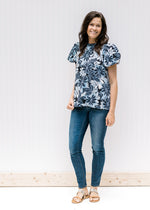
[87,17,102,43]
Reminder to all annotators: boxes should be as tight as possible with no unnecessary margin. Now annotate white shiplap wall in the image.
[0,0,150,176]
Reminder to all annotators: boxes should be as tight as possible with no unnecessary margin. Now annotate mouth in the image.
[90,31,98,35]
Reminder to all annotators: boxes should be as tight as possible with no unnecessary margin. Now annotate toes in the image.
[89,196,99,201]
[93,198,99,201]
[73,197,81,202]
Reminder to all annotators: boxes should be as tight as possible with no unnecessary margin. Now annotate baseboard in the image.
[0,172,150,186]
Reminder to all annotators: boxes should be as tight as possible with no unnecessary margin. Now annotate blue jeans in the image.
[69,106,109,189]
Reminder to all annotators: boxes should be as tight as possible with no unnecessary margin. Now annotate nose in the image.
[92,25,96,30]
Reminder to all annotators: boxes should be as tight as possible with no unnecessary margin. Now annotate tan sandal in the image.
[89,188,100,202]
[72,189,89,204]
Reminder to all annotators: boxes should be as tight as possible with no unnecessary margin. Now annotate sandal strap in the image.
[78,189,84,193]
[77,189,88,197]
[72,189,89,203]
[89,188,98,194]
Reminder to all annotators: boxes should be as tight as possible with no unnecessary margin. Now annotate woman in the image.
[66,11,121,204]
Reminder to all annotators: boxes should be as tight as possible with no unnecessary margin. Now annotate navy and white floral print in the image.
[67,42,121,110]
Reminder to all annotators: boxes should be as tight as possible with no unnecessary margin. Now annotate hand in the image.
[106,111,115,126]
[66,97,74,110]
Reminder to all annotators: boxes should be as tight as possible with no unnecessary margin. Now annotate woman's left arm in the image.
[105,64,118,126]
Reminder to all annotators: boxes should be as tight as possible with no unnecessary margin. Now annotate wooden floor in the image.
[0,186,150,209]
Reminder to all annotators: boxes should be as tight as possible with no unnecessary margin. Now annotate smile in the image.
[90,31,97,34]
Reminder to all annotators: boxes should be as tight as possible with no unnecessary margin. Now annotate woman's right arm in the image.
[66,84,75,110]
[67,62,76,110]
[70,84,74,99]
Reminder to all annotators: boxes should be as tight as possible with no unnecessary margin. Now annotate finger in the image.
[67,105,70,110]
[69,104,74,110]
[107,120,111,126]
[67,104,71,110]
[106,118,108,126]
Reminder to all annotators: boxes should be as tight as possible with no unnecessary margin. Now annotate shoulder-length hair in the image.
[78,11,109,57]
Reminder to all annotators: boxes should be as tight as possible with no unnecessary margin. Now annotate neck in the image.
[88,38,96,44]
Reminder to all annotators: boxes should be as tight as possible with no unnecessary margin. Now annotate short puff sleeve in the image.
[67,42,79,63]
[103,43,121,68]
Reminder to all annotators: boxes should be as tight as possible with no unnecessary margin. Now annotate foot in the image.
[72,187,89,204]
[89,186,100,202]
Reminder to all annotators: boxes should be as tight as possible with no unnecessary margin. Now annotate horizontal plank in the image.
[0,172,150,186]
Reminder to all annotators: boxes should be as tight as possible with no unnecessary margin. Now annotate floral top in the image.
[67,42,121,110]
